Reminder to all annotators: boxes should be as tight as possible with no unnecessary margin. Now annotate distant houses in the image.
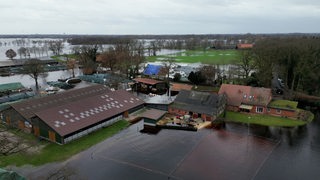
[236,43,254,49]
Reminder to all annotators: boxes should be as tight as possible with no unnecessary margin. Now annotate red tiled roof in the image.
[237,43,254,49]
[218,84,271,107]
[35,89,144,136]
[170,83,193,92]
[133,78,163,85]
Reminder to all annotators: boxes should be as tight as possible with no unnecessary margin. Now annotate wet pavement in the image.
[9,112,319,180]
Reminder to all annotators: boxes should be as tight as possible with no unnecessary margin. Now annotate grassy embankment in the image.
[0,120,129,167]
[147,49,240,65]
[225,111,308,127]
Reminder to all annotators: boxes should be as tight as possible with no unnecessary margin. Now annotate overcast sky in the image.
[1,0,320,34]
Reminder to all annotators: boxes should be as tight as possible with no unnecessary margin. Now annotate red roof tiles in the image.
[133,78,163,85]
[218,84,272,107]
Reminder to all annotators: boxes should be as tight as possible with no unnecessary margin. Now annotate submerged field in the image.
[147,49,240,65]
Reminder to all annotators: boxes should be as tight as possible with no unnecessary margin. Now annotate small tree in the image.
[67,59,77,78]
[173,73,182,82]
[5,49,17,60]
[21,59,47,91]
[188,71,206,85]
[17,47,27,59]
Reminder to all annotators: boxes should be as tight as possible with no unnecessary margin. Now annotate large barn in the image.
[2,84,144,144]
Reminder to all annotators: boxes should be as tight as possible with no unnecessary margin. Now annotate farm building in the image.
[1,84,144,144]
[133,77,168,95]
[218,84,299,118]
[218,84,272,113]
[168,90,226,121]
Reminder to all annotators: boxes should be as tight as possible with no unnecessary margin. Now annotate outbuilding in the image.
[2,84,144,144]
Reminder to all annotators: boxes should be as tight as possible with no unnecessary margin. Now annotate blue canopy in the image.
[143,64,162,75]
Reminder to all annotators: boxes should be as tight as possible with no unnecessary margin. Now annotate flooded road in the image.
[11,112,320,180]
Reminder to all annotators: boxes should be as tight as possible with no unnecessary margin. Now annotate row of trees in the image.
[4,40,65,60]
[248,38,320,96]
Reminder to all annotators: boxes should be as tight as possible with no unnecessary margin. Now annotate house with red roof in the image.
[218,84,272,114]
[218,84,299,118]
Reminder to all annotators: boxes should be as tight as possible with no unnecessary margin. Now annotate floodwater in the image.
[0,68,82,89]
[10,112,320,180]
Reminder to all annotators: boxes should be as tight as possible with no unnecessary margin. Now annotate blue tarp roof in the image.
[143,64,162,75]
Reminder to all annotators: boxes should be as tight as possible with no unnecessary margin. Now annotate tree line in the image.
[249,37,320,96]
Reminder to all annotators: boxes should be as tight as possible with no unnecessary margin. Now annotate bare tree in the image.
[17,47,27,59]
[67,59,77,78]
[48,40,64,56]
[78,45,99,75]
[199,65,216,85]
[238,49,255,79]
[97,47,117,72]
[21,59,47,91]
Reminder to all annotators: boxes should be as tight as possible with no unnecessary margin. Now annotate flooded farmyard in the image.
[9,112,320,180]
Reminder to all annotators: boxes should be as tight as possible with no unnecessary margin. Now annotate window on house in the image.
[256,107,264,113]
[267,108,270,112]
[276,109,281,114]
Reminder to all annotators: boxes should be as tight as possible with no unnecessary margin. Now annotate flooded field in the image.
[11,112,320,180]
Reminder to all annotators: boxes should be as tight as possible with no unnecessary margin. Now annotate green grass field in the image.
[147,49,240,65]
[0,120,129,167]
[225,111,306,127]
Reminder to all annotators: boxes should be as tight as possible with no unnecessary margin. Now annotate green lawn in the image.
[268,100,298,110]
[147,50,240,65]
[225,111,306,127]
[0,120,129,167]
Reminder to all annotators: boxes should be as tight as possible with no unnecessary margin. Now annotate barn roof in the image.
[10,84,110,119]
[35,89,144,136]
[133,77,163,85]
[170,90,224,116]
[140,108,167,121]
[218,84,272,107]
